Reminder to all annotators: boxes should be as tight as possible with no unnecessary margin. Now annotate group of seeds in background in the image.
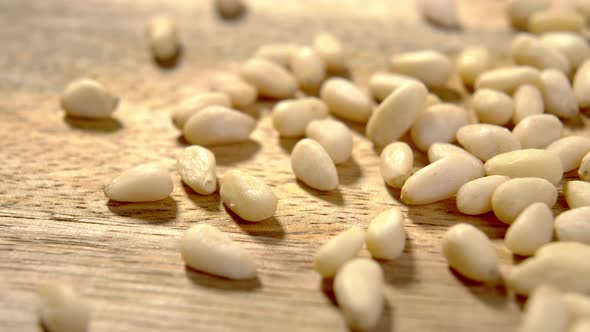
[41,0,590,331]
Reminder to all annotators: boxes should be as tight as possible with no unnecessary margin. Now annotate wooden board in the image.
[1,0,586,331]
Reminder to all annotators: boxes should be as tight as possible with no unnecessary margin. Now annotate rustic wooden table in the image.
[1,0,586,331]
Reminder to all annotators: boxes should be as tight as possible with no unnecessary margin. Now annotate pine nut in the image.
[456,175,509,215]
[541,69,579,118]
[457,46,492,87]
[183,106,256,146]
[547,136,590,172]
[305,118,353,164]
[505,0,549,30]
[214,0,245,19]
[171,92,231,129]
[390,50,453,87]
[313,226,365,278]
[219,170,277,222]
[528,11,585,34]
[320,78,375,123]
[563,292,590,321]
[441,223,499,283]
[60,78,119,119]
[491,177,557,224]
[475,66,541,93]
[564,181,590,209]
[418,0,460,28]
[410,103,469,151]
[510,34,571,74]
[540,32,590,69]
[177,146,217,195]
[518,286,569,332]
[578,151,590,181]
[574,59,590,108]
[254,44,301,67]
[333,258,384,332]
[313,32,348,73]
[209,73,257,109]
[555,206,590,245]
[272,97,328,137]
[289,47,326,91]
[456,124,521,161]
[471,89,514,126]
[505,202,553,255]
[512,114,563,149]
[484,149,563,184]
[536,241,590,259]
[103,163,173,202]
[240,58,297,99]
[37,283,90,332]
[427,142,482,165]
[146,15,179,61]
[368,72,418,102]
[380,142,414,189]
[512,84,544,124]
[366,207,406,260]
[181,223,257,279]
[366,81,427,147]
[291,138,338,191]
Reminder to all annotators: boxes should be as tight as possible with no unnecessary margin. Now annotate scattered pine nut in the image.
[564,181,590,209]
[475,66,541,93]
[272,97,328,137]
[555,206,590,245]
[37,283,90,332]
[366,207,406,260]
[573,59,590,109]
[390,50,453,87]
[60,78,119,119]
[368,72,418,102]
[456,175,509,215]
[512,84,544,124]
[418,0,460,28]
[289,47,326,91]
[104,163,173,202]
[491,177,557,224]
[291,138,338,191]
[320,78,375,123]
[578,151,590,181]
[505,0,549,30]
[512,114,563,149]
[240,58,298,99]
[313,32,348,73]
[380,142,414,189]
[504,202,553,255]
[510,34,571,74]
[171,92,231,129]
[209,73,258,109]
[182,106,256,146]
[457,46,492,87]
[177,146,217,195]
[540,69,579,118]
[456,124,521,161]
[546,136,590,172]
[427,142,482,165]
[540,32,590,69]
[313,226,365,278]
[146,15,179,61]
[305,118,353,164]
[410,103,470,151]
[220,170,278,222]
[471,89,514,126]
[518,286,569,332]
[214,0,246,19]
[484,149,563,184]
[528,11,585,34]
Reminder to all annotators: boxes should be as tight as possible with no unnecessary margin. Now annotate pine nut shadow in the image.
[107,197,178,223]
[296,179,345,206]
[336,155,363,185]
[223,204,286,241]
[184,266,261,291]
[378,238,416,286]
[181,183,221,212]
[448,267,509,309]
[152,44,183,69]
[278,137,299,154]
[209,140,262,165]
[63,115,123,133]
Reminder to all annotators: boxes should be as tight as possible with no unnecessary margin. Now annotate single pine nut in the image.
[418,0,460,28]
[512,114,563,149]
[505,202,554,255]
[291,138,338,191]
[183,106,256,146]
[457,46,492,87]
[484,149,563,184]
[512,84,544,124]
[427,142,482,165]
[528,11,585,34]
[171,92,231,129]
[541,69,579,118]
[579,151,590,181]
[214,0,245,19]
[555,206,590,245]
[240,58,297,99]
[475,66,541,93]
[574,59,590,108]
[491,177,557,224]
[366,207,406,260]
[569,319,590,332]
[177,146,217,195]
[289,47,326,91]
[366,81,427,147]
[456,175,510,215]
[181,223,257,279]
[254,44,301,67]
[471,89,514,126]
[219,170,277,222]
[313,32,348,73]
[401,156,484,205]
[333,258,384,332]
[209,73,257,109]
[146,15,179,61]
[536,241,590,259]
[456,124,521,161]
[313,226,365,278]
[505,0,549,30]
[441,223,499,283]
[380,142,414,189]
[563,292,590,321]
[60,78,119,119]
[547,136,590,172]
[272,97,328,137]
[368,72,418,102]
[390,50,453,87]
[37,284,90,332]
[564,181,590,208]
[510,34,571,74]
[305,118,353,164]
[410,103,469,151]
[540,32,590,69]
[518,286,569,332]
[104,163,173,202]
[320,78,375,123]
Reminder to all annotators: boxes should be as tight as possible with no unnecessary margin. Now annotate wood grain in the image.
[0,0,586,331]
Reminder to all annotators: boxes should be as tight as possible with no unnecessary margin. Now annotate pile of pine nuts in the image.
[47,0,590,331]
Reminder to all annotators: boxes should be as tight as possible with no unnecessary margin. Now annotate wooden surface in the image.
[1,0,586,331]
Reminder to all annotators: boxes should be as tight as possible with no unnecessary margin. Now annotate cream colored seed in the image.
[181,223,257,280]
[291,138,338,191]
[313,226,365,278]
[547,136,590,172]
[214,0,245,19]
[209,73,257,109]
[104,163,173,202]
[220,170,277,222]
[390,50,453,87]
[484,149,563,185]
[540,32,590,69]
[401,156,484,205]
[240,58,297,99]
[427,142,482,165]
[177,146,217,195]
[536,241,590,259]
[456,124,521,161]
[563,292,590,321]
[442,223,499,283]
[146,15,179,61]
[564,181,590,209]
[512,114,563,149]
[528,11,585,34]
[254,44,301,67]
[555,207,590,245]
[410,103,469,151]
[313,32,348,73]
[320,78,375,123]
[183,106,256,146]
[541,69,579,118]
[289,47,326,91]
[510,34,571,74]
[518,286,569,332]
[380,142,413,189]
[505,0,549,30]
[366,81,427,147]
[366,207,406,260]
[505,202,554,255]
[491,177,557,224]
[333,258,384,332]
[418,0,460,28]
[305,118,353,164]
[272,97,328,137]
[475,66,541,93]
[512,84,544,124]
[457,46,491,87]
[37,283,90,332]
[368,72,418,102]
[579,151,590,181]
[456,175,510,215]
[574,59,590,108]
[171,92,231,129]
[60,78,119,119]
[471,89,513,126]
